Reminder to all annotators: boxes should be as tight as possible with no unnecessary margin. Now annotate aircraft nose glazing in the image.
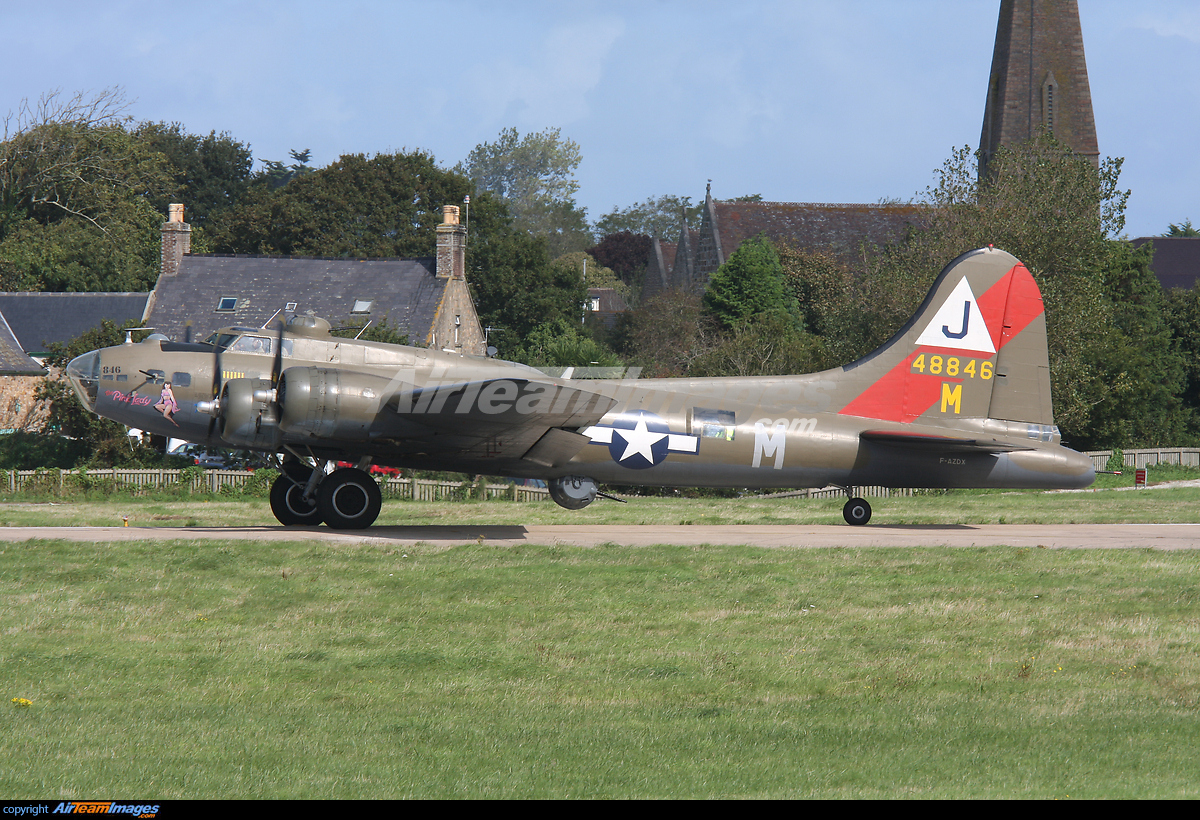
[66,350,101,412]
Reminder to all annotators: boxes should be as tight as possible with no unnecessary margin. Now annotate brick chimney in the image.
[161,204,191,278]
[435,205,466,279]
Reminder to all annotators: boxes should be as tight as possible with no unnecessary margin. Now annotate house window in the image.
[216,297,237,312]
[351,299,374,314]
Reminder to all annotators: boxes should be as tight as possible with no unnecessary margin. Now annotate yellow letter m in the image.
[940,382,962,414]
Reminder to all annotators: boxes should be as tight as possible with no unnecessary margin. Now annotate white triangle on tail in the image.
[915,278,995,354]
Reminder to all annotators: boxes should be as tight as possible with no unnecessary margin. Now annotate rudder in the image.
[836,247,1054,426]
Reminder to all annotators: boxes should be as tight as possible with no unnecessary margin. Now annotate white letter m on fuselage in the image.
[753,420,788,470]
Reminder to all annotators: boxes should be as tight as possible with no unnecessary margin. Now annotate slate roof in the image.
[0,292,150,354]
[146,255,449,341]
[1130,237,1200,290]
[711,201,929,269]
[0,310,45,376]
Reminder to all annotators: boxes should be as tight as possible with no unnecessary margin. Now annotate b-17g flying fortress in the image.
[68,246,1095,530]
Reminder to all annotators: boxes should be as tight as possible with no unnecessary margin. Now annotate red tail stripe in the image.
[838,264,1042,422]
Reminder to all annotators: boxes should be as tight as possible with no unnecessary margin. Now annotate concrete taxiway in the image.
[0,524,1199,549]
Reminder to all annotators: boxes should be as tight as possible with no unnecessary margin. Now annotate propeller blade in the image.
[207,341,223,440]
[271,318,285,388]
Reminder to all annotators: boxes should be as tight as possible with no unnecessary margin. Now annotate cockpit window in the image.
[201,331,291,356]
[229,335,272,354]
[66,351,100,411]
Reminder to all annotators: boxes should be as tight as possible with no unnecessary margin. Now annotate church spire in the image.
[979,0,1099,179]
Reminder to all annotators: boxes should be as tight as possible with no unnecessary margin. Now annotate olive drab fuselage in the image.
[67,248,1096,527]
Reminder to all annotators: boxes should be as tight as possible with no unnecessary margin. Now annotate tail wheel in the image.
[843,497,871,526]
[270,465,322,526]
[318,468,382,529]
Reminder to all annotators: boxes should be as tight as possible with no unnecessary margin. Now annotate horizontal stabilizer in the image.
[861,430,1033,453]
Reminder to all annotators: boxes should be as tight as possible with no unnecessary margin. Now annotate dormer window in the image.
[351,299,374,314]
[216,297,237,312]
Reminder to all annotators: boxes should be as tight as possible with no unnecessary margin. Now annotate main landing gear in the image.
[269,459,382,529]
[841,492,872,526]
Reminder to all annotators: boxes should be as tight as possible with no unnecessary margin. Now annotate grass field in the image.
[1,465,1199,528]
[2,476,1199,798]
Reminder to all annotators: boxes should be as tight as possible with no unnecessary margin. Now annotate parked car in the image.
[170,443,235,469]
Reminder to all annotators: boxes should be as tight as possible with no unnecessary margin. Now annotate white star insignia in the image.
[615,417,667,462]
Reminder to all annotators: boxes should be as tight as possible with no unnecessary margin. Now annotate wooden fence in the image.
[0,468,554,501]
[12,452,1195,498]
[1083,448,1200,470]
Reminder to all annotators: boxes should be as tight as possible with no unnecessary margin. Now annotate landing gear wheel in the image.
[318,468,382,530]
[843,497,871,526]
[270,465,322,526]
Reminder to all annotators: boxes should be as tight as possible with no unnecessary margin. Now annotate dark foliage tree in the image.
[619,290,715,378]
[589,231,652,296]
[260,148,315,190]
[134,121,254,226]
[0,89,171,292]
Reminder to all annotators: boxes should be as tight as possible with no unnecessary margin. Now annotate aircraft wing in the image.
[860,430,1034,453]
[383,377,617,469]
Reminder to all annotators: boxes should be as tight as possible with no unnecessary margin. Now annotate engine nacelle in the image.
[277,367,393,441]
[218,378,282,449]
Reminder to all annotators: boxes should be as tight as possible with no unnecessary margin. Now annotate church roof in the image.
[711,201,928,268]
[1131,237,1200,290]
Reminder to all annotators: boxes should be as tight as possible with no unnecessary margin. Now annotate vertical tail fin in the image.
[836,247,1053,425]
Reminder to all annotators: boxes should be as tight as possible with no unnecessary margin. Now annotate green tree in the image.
[1164,219,1200,237]
[777,244,855,340]
[552,251,630,301]
[207,150,472,258]
[1081,241,1190,447]
[134,121,254,226]
[260,148,316,190]
[702,234,798,330]
[619,289,715,378]
[689,312,826,378]
[456,127,591,255]
[1163,286,1200,440]
[594,194,700,239]
[506,317,622,369]
[468,230,588,354]
[0,89,172,292]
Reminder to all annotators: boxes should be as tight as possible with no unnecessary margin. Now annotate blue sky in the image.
[4,1,1198,239]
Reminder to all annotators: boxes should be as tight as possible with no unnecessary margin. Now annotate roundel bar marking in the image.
[839,264,1043,423]
[585,410,700,470]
